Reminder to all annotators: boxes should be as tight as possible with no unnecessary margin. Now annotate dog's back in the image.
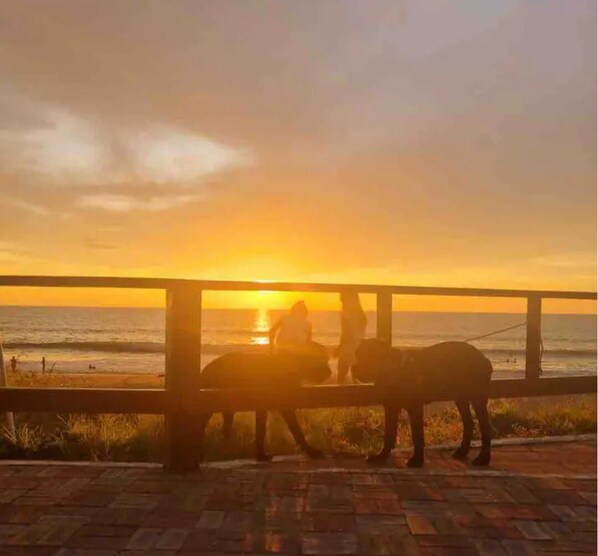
[200,346,331,390]
[406,341,492,399]
[200,353,296,389]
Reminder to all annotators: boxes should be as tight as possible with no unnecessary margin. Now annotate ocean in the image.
[0,306,595,379]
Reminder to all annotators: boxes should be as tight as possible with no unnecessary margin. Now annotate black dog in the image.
[199,342,331,461]
[352,339,493,467]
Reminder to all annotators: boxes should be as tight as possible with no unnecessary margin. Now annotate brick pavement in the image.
[0,439,594,555]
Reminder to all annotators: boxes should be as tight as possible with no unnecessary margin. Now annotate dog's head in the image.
[351,339,404,383]
[287,341,332,384]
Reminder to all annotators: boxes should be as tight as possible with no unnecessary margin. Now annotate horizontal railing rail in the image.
[0,376,595,414]
[0,275,595,471]
[0,275,596,298]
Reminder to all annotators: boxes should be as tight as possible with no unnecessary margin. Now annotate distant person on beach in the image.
[10,356,17,372]
[337,292,367,384]
[269,300,312,353]
[42,356,46,373]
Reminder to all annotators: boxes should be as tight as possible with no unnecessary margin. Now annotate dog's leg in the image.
[367,404,399,463]
[452,400,473,460]
[222,412,234,439]
[281,410,325,459]
[255,411,273,462]
[406,404,425,468]
[197,413,212,462]
[471,398,492,466]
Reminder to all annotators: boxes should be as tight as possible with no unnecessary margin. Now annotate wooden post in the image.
[376,291,393,345]
[164,284,203,472]
[0,336,16,440]
[525,295,542,380]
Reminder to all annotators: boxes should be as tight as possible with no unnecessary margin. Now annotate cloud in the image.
[4,197,51,216]
[0,94,251,188]
[119,126,251,184]
[77,192,204,212]
[0,242,38,264]
[532,252,597,270]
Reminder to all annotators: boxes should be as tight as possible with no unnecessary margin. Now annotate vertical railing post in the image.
[525,295,542,380]
[164,284,202,472]
[376,291,393,345]
[0,336,16,440]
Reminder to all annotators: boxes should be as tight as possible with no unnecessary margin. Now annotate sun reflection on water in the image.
[251,307,271,345]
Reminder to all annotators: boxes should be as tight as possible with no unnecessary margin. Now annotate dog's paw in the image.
[451,447,469,460]
[256,453,274,463]
[406,456,424,468]
[471,453,491,466]
[366,453,388,464]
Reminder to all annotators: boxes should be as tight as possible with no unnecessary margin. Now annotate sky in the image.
[0,1,596,311]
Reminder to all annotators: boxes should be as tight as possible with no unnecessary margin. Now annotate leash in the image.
[463,321,527,343]
[463,320,543,375]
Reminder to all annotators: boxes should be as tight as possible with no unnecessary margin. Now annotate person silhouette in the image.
[268,300,312,353]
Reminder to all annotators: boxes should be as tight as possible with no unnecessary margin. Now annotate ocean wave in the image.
[3,341,596,357]
[3,341,269,355]
[4,341,166,354]
[478,347,596,357]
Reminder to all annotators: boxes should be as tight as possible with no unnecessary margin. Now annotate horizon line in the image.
[0,303,595,317]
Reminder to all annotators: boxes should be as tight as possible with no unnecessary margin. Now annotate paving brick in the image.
[395,483,444,501]
[0,441,593,554]
[54,549,117,556]
[76,525,136,538]
[65,534,131,551]
[532,489,588,506]
[91,508,151,527]
[474,539,509,555]
[34,517,87,546]
[406,514,436,535]
[126,528,162,550]
[354,498,402,515]
[417,534,473,548]
[546,505,583,522]
[355,514,407,533]
[359,533,419,555]
[5,519,57,546]
[154,528,189,550]
[513,521,553,540]
[195,510,225,529]
[352,485,397,500]
[302,532,358,555]
[303,513,356,532]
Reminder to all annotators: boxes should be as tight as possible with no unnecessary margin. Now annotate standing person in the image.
[269,300,312,353]
[337,292,367,384]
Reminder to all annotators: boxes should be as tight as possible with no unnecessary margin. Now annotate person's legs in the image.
[337,356,350,384]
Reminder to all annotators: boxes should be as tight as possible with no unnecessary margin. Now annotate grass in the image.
[0,372,595,462]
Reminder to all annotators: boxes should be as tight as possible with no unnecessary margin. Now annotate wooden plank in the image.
[188,376,597,412]
[0,376,594,414]
[0,388,170,413]
[525,295,542,380]
[376,291,393,344]
[0,275,595,299]
[164,285,203,472]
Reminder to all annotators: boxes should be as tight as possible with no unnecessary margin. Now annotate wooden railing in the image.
[0,276,595,471]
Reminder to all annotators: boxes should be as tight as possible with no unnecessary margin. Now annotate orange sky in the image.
[0,1,595,313]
